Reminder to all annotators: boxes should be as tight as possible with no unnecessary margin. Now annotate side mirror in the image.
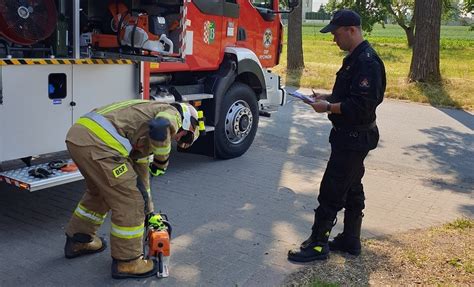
[288,0,299,9]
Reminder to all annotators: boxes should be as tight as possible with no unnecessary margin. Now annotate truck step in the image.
[151,93,214,103]
[181,93,214,102]
[205,125,215,132]
[0,161,83,192]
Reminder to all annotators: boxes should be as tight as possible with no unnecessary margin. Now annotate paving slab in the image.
[0,89,472,286]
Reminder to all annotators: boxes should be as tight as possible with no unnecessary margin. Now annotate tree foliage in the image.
[325,0,462,47]
[325,0,386,32]
[462,0,474,13]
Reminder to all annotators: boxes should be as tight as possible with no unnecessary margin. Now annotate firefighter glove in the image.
[149,163,165,177]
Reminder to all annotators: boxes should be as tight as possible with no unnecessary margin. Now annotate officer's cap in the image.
[320,9,361,33]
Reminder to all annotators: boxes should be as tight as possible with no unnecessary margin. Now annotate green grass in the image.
[276,24,474,110]
[445,217,474,230]
[310,280,339,287]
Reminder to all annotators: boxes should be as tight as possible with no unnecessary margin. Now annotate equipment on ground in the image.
[144,213,171,278]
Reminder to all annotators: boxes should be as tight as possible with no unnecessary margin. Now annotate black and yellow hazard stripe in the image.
[0,59,133,66]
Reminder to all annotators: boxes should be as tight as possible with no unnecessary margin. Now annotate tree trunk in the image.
[404,26,415,48]
[409,0,442,82]
[287,3,304,70]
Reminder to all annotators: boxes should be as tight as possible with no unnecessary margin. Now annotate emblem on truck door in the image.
[263,28,272,48]
[203,21,216,44]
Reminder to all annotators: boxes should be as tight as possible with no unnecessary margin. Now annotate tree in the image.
[378,0,416,47]
[409,0,442,82]
[287,1,304,70]
[325,0,385,32]
[326,0,456,47]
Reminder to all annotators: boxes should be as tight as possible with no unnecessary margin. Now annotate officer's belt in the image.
[80,112,133,156]
[332,121,376,132]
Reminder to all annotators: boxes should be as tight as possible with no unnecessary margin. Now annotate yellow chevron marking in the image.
[0,58,134,65]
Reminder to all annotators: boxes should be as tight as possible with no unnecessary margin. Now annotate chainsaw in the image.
[144,213,172,278]
[90,0,174,55]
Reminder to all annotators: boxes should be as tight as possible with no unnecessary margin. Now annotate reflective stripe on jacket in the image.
[77,112,132,157]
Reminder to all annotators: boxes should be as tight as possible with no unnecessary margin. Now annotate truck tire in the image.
[215,82,259,159]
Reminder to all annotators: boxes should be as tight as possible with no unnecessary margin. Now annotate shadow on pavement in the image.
[407,126,474,194]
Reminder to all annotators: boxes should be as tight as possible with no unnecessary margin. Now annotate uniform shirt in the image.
[66,101,182,171]
[327,40,386,151]
[328,40,386,127]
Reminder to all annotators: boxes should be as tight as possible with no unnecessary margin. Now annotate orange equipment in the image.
[145,214,171,278]
[91,1,173,55]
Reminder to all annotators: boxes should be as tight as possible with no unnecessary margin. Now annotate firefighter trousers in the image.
[65,142,153,261]
[317,146,369,221]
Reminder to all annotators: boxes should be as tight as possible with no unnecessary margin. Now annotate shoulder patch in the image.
[359,77,370,88]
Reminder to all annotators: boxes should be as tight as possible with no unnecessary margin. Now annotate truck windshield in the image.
[251,0,273,10]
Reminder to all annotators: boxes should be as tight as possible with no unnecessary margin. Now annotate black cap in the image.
[320,9,361,33]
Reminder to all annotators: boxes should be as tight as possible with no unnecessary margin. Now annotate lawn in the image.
[275,24,474,110]
[282,218,474,286]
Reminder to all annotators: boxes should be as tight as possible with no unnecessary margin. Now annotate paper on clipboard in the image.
[288,91,315,103]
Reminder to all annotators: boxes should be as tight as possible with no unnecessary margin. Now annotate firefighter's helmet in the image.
[174,103,200,148]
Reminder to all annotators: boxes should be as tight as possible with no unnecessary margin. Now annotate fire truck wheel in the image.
[215,82,259,159]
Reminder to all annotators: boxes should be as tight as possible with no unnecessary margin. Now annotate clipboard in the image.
[288,91,315,103]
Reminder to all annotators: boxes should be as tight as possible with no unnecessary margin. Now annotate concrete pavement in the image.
[0,90,472,286]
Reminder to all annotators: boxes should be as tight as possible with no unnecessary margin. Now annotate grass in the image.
[275,24,474,110]
[282,217,474,286]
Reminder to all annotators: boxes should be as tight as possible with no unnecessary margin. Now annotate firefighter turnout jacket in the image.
[65,100,182,260]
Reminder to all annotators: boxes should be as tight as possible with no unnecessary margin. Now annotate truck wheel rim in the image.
[225,100,253,144]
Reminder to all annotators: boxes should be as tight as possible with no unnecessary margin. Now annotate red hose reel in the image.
[0,0,57,45]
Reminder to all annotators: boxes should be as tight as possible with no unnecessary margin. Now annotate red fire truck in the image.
[0,0,298,191]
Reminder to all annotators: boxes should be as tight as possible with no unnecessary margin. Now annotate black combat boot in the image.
[288,216,335,262]
[64,233,107,259]
[329,211,363,256]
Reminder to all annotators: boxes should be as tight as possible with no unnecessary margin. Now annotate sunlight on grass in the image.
[445,218,474,230]
[276,24,474,110]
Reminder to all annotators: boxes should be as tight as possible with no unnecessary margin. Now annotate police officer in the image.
[288,9,386,262]
[63,100,200,278]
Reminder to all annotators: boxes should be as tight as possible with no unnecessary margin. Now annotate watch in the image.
[326,103,332,114]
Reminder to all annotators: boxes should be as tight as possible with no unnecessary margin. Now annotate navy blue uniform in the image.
[316,40,386,221]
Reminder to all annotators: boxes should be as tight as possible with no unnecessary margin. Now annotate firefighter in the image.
[63,100,200,279]
[288,9,386,262]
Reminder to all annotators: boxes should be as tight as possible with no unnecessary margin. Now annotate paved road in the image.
[1,89,473,286]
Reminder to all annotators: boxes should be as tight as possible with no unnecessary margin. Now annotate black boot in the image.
[329,211,363,256]
[65,233,107,259]
[288,217,335,262]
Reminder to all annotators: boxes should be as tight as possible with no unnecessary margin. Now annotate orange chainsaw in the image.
[90,0,174,55]
[144,213,171,278]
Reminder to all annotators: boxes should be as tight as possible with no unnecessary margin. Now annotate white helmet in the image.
[174,103,200,147]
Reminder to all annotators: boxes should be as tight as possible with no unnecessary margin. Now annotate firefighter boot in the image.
[111,256,158,279]
[329,211,363,256]
[64,233,107,259]
[288,217,335,262]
